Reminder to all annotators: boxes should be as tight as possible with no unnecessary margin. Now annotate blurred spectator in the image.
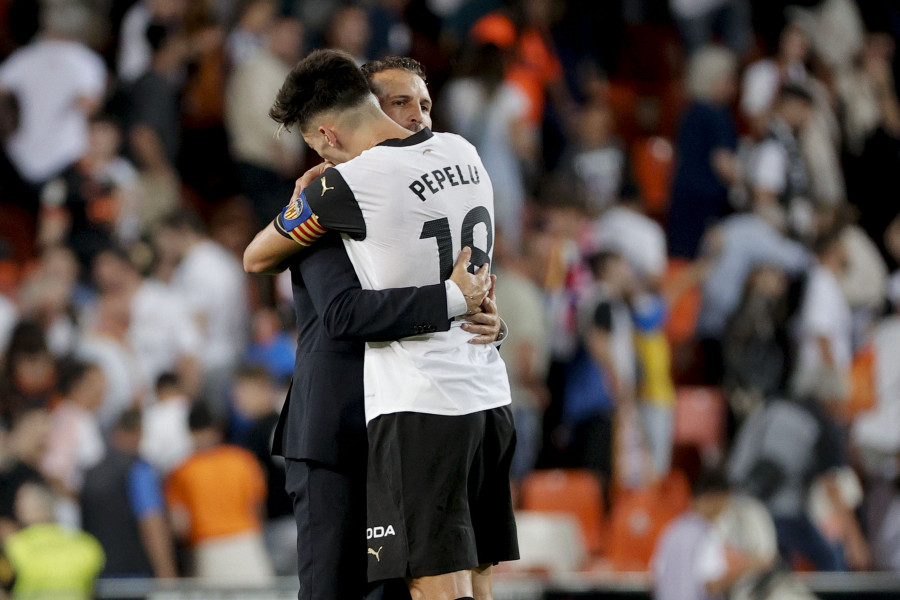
[591,194,668,289]
[712,493,818,600]
[0,406,50,539]
[632,293,676,476]
[721,266,792,417]
[225,15,305,227]
[76,293,143,428]
[92,246,202,398]
[667,46,739,260]
[117,0,187,84]
[740,22,845,209]
[652,469,771,600]
[837,213,889,343]
[0,322,57,423]
[81,408,177,579]
[838,33,900,154]
[243,308,295,383]
[153,210,249,417]
[40,359,106,495]
[747,84,816,241]
[729,396,870,571]
[740,23,812,133]
[16,248,81,356]
[324,5,371,66]
[668,0,752,57]
[125,21,186,219]
[560,252,635,480]
[0,483,104,600]
[0,2,106,192]
[232,365,294,576]
[697,207,810,380]
[470,0,571,128]
[791,230,853,404]
[225,0,277,67]
[165,402,272,582]
[495,237,550,481]
[36,116,142,270]
[559,102,628,215]
[140,373,193,476]
[443,42,535,251]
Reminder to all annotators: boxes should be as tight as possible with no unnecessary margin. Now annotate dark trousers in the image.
[284,459,412,600]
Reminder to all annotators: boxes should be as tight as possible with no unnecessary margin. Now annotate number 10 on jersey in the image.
[419,206,493,281]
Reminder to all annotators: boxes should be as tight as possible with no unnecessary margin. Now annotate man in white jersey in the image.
[246,49,518,600]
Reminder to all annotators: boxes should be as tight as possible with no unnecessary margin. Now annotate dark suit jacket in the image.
[272,232,450,469]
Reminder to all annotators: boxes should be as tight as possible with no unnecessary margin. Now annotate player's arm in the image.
[243,163,334,274]
[302,236,490,342]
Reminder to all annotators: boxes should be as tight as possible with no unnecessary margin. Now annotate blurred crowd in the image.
[2,0,900,597]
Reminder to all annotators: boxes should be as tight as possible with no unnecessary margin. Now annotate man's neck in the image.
[341,109,414,159]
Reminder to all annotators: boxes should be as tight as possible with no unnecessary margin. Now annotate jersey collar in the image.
[376,128,434,148]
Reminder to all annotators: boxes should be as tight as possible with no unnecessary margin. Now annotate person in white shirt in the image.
[226,15,306,227]
[41,360,106,494]
[140,373,193,475]
[117,0,187,84]
[793,229,853,403]
[92,246,203,399]
[0,3,106,187]
[154,210,250,417]
[652,470,772,600]
[592,196,668,288]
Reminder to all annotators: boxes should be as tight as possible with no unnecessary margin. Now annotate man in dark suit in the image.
[269,234,493,600]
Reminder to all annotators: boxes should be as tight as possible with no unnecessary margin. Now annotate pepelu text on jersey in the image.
[409,164,480,202]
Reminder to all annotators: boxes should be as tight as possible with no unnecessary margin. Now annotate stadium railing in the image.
[95,571,900,600]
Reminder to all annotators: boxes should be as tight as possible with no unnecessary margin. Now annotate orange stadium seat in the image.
[662,259,702,348]
[673,386,725,452]
[519,469,606,555]
[631,136,674,217]
[608,475,689,571]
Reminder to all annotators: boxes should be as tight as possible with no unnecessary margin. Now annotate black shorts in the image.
[365,406,519,581]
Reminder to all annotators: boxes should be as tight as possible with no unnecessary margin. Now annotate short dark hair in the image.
[158,209,206,235]
[691,468,731,498]
[270,49,372,133]
[236,364,272,383]
[188,401,218,432]
[155,372,180,394]
[361,56,426,83]
[115,408,142,433]
[779,82,814,105]
[57,358,94,396]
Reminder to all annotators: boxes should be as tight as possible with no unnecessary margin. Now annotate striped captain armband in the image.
[274,190,327,246]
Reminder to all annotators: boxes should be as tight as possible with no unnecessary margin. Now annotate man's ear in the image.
[319,126,338,149]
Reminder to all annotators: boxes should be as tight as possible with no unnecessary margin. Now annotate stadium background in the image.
[1,0,900,598]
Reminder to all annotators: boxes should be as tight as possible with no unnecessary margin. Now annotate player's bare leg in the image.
[471,564,493,600]
[406,569,474,600]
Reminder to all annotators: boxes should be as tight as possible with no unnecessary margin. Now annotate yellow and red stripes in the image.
[285,214,327,246]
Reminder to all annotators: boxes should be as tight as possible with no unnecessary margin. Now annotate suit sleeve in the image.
[298,232,451,341]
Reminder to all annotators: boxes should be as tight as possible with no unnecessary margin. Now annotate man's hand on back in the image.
[449,247,490,314]
[463,274,502,344]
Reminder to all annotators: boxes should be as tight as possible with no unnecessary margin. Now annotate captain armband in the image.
[274,190,327,246]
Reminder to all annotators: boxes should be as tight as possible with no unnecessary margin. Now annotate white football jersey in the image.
[306,129,512,422]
